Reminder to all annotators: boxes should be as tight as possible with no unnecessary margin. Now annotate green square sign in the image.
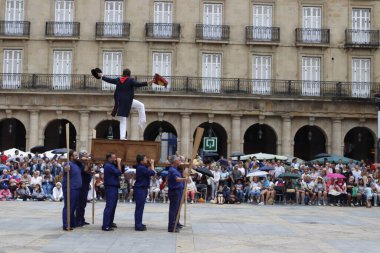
[203,137,217,152]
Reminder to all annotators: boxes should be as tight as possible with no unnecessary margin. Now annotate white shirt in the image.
[212,170,221,183]
[274,166,285,178]
[30,176,42,186]
[52,187,63,200]
[238,166,245,176]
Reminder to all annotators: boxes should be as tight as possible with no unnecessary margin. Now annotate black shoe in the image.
[135,227,147,231]
[83,222,90,226]
[142,224,147,228]
[177,224,184,229]
[111,223,117,228]
[102,227,114,231]
[168,228,180,233]
[63,227,73,231]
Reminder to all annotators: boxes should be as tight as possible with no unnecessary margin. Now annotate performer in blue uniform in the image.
[134,154,156,231]
[76,151,91,227]
[167,158,187,233]
[99,69,154,140]
[62,151,82,231]
[102,152,122,231]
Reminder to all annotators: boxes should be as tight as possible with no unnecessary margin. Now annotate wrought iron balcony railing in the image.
[0,74,379,100]
[196,24,230,42]
[45,22,80,37]
[245,26,280,43]
[145,23,180,40]
[296,28,330,44]
[345,29,379,48]
[0,21,30,37]
[96,22,130,39]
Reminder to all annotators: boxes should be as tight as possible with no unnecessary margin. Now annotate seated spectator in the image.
[17,182,31,201]
[216,185,225,204]
[356,178,366,206]
[228,185,238,204]
[285,178,296,204]
[54,171,63,185]
[95,173,105,200]
[302,176,315,205]
[372,181,380,207]
[20,172,31,191]
[42,169,54,199]
[31,184,46,201]
[119,174,129,202]
[160,176,168,203]
[52,182,63,202]
[248,177,261,204]
[294,178,303,205]
[314,177,327,206]
[127,173,136,203]
[222,184,230,203]
[234,179,244,203]
[186,177,197,204]
[8,173,19,199]
[335,178,348,205]
[328,179,343,206]
[219,166,229,186]
[0,186,12,201]
[0,169,11,189]
[230,166,243,186]
[149,175,160,203]
[260,176,273,205]
[30,171,42,189]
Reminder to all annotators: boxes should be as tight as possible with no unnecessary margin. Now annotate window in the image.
[253,5,272,40]
[104,1,123,36]
[302,57,320,96]
[54,0,74,36]
[2,49,22,89]
[203,3,223,39]
[352,58,370,98]
[152,52,171,91]
[53,50,72,90]
[303,7,321,42]
[5,0,24,35]
[352,9,370,44]
[252,55,271,95]
[202,53,221,93]
[102,51,122,90]
[154,1,173,37]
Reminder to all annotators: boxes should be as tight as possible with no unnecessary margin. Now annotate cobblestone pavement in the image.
[0,201,379,253]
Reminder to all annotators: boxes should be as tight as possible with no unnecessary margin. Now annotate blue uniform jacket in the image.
[134,164,156,189]
[101,76,147,117]
[62,161,82,190]
[80,163,92,187]
[103,162,122,187]
[168,166,184,191]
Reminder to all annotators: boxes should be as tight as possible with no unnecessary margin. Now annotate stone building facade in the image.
[0,0,379,161]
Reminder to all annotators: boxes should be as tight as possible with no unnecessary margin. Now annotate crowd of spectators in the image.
[1,149,380,208]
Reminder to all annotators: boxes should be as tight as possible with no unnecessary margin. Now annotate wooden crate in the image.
[91,139,161,165]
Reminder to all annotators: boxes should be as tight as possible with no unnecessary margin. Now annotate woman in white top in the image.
[30,171,42,188]
[186,177,197,204]
[149,175,160,203]
[210,165,221,200]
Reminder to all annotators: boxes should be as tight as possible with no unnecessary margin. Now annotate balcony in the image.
[145,23,180,42]
[295,28,330,46]
[195,24,230,43]
[345,29,379,49]
[0,21,30,39]
[45,22,80,40]
[96,22,130,40]
[245,26,280,45]
[0,73,378,100]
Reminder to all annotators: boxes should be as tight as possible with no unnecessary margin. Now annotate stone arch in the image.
[95,120,120,139]
[294,125,327,161]
[344,127,375,162]
[44,119,77,150]
[243,123,277,154]
[0,118,27,151]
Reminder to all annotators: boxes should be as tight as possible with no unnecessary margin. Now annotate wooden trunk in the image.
[91,139,161,165]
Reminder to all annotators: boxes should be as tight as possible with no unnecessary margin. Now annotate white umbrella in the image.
[246,171,268,177]
[3,148,28,157]
[126,168,136,174]
[239,153,288,161]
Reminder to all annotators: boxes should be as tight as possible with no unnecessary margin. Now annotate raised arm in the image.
[101,75,120,85]
[131,78,154,88]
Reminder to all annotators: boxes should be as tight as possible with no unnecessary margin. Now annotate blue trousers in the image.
[168,189,181,230]
[134,187,148,229]
[102,186,118,229]
[76,184,90,226]
[62,187,80,229]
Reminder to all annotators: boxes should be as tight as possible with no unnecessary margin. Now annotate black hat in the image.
[91,68,102,79]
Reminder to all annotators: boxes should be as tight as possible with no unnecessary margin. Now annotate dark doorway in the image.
[144,121,177,161]
[0,118,26,151]
[95,120,120,139]
[193,122,228,158]
[344,127,375,162]
[243,124,277,155]
[44,119,76,150]
[294,125,326,161]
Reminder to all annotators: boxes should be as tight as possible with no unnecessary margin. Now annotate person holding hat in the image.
[101,152,122,231]
[133,154,156,231]
[96,68,154,140]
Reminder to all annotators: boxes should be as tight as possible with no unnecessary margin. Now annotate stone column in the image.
[79,111,90,151]
[231,114,242,154]
[130,112,140,140]
[28,110,39,150]
[180,113,191,157]
[281,116,292,156]
[331,118,342,155]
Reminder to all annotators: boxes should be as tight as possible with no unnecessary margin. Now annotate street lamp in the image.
[374,94,380,162]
